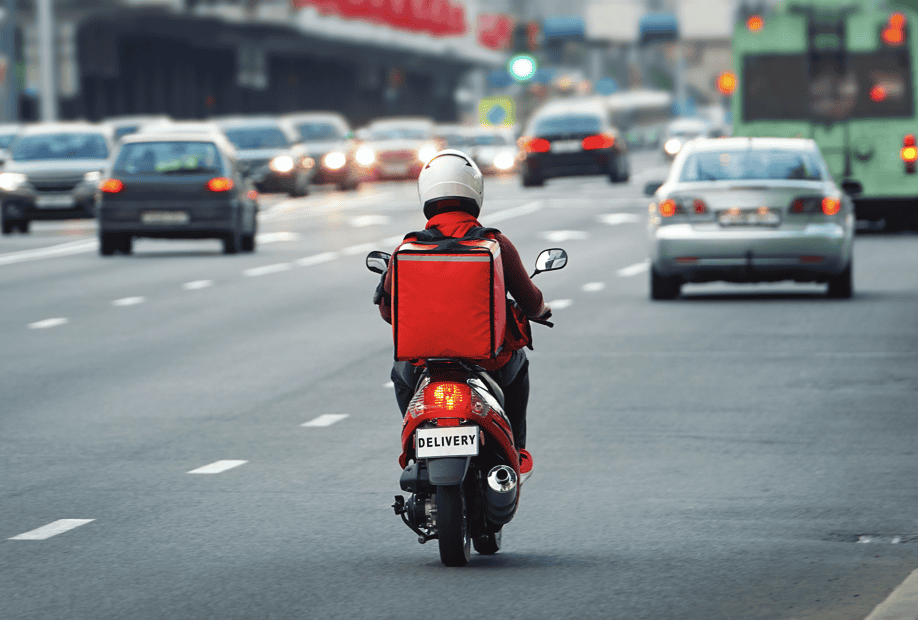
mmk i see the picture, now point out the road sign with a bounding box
[478,96,515,127]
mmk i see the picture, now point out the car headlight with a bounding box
[493,152,515,170]
[323,152,347,170]
[0,172,27,192]
[355,147,375,166]
[664,139,683,156]
[269,155,295,173]
[418,144,438,163]
[84,171,102,183]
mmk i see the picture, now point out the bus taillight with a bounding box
[901,134,917,173]
[882,13,908,46]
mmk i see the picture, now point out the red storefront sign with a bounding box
[291,0,467,36]
[477,13,512,50]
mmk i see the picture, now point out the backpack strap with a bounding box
[404,226,501,244]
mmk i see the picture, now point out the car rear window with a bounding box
[223,127,289,149]
[678,148,824,182]
[11,132,109,161]
[0,132,18,149]
[532,114,602,136]
[369,127,431,140]
[295,122,343,141]
[113,141,222,174]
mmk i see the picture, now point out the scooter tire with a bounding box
[436,485,471,566]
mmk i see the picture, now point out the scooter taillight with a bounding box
[405,381,490,418]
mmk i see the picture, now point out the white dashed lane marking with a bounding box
[302,414,350,427]
[256,232,300,244]
[582,282,606,292]
[539,230,589,243]
[617,260,650,277]
[598,213,641,225]
[243,263,292,277]
[295,252,337,267]
[112,296,145,307]
[28,318,69,329]
[547,299,573,310]
[183,280,214,290]
[9,519,94,540]
[187,460,248,474]
[349,215,391,227]
[384,381,394,389]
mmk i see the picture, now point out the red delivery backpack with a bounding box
[392,227,506,361]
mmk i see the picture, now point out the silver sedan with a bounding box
[645,137,854,300]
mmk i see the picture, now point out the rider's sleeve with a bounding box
[496,234,548,318]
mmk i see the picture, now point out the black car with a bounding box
[96,133,258,255]
[283,112,361,191]
[518,98,629,187]
[0,122,114,234]
[217,117,315,197]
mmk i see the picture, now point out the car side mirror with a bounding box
[644,182,663,196]
[533,248,567,276]
[366,251,390,274]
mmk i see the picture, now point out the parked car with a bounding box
[95,131,258,255]
[355,117,441,181]
[518,98,629,187]
[283,111,360,191]
[217,117,315,196]
[0,122,114,234]
[645,137,854,300]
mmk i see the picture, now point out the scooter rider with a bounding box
[374,149,551,481]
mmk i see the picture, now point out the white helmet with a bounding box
[418,149,484,219]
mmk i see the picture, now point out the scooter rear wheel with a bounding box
[436,485,471,566]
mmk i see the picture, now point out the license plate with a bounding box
[416,426,479,458]
[718,208,780,226]
[142,211,189,225]
[551,140,581,153]
[35,195,74,208]
[382,164,409,175]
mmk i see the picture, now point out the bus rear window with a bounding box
[743,51,914,121]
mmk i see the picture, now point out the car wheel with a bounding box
[650,267,681,300]
[223,230,241,254]
[99,233,117,256]
[826,262,853,298]
[119,235,133,255]
[241,233,256,253]
[1,219,14,235]
[522,173,544,188]
[17,220,30,234]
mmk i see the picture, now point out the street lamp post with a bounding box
[1,0,16,121]
[36,0,55,121]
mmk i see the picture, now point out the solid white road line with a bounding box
[582,282,606,292]
[864,568,918,620]
[598,213,642,225]
[183,280,214,290]
[187,460,248,474]
[0,239,98,267]
[302,414,350,427]
[617,260,650,277]
[28,318,69,329]
[111,296,145,307]
[547,299,573,310]
[243,263,292,277]
[9,519,94,540]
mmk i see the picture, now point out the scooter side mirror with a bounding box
[366,251,390,274]
[533,248,567,276]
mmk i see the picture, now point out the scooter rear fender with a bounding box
[427,457,470,485]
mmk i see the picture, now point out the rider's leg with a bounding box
[391,361,423,416]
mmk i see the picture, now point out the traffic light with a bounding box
[508,54,537,82]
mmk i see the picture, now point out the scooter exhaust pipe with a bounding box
[484,465,518,524]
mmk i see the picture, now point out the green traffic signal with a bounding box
[508,54,537,82]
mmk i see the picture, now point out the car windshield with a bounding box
[468,134,509,146]
[114,126,141,140]
[533,114,602,136]
[113,141,222,174]
[369,127,430,140]
[0,132,18,149]
[295,122,343,141]
[438,133,467,148]
[11,132,109,161]
[223,126,289,149]
[678,149,824,182]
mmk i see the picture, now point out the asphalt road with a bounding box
[2,151,917,620]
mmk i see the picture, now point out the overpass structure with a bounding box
[2,0,505,124]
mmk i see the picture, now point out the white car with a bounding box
[645,137,854,299]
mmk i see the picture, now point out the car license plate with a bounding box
[416,426,479,458]
[382,164,408,175]
[142,211,189,225]
[718,208,780,226]
[551,140,581,153]
[35,195,74,208]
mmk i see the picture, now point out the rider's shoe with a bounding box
[519,449,533,484]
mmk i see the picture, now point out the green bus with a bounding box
[730,0,918,229]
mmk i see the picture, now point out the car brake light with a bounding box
[100,179,124,193]
[692,199,707,215]
[424,382,471,413]
[659,199,679,217]
[207,177,234,192]
[581,133,615,150]
[821,197,841,216]
[521,137,551,153]
[902,135,917,173]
